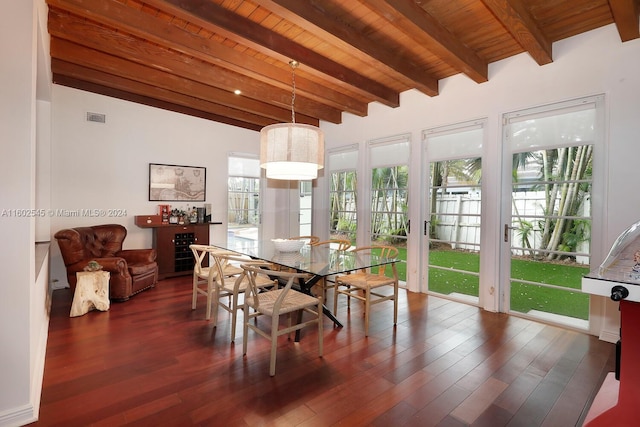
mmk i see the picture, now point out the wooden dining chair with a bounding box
[241,264,323,376]
[211,253,276,342]
[333,245,399,337]
[190,244,245,321]
[310,239,352,302]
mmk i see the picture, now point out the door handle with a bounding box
[504,224,514,242]
[424,220,431,236]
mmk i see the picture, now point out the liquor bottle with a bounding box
[190,206,198,224]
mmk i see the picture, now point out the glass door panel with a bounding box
[370,165,408,282]
[428,158,481,302]
[368,136,410,283]
[507,146,591,328]
[328,147,358,243]
[423,120,484,304]
[329,170,357,242]
[501,96,604,330]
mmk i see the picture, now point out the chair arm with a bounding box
[117,249,157,264]
[66,257,129,276]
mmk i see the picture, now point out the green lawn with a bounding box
[510,258,589,320]
[396,247,407,280]
[375,246,588,321]
[428,249,590,320]
[429,250,480,297]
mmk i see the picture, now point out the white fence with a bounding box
[433,194,481,251]
[433,192,590,264]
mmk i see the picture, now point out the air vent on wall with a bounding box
[86,112,106,123]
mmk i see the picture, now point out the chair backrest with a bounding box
[289,235,320,245]
[189,245,236,277]
[210,252,259,285]
[351,245,399,277]
[241,264,310,311]
[312,239,351,251]
[190,244,215,277]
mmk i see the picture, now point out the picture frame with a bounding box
[149,163,206,202]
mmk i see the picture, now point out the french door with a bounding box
[423,120,485,304]
[367,135,410,283]
[500,95,604,329]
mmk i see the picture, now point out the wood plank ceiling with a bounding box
[47,0,640,132]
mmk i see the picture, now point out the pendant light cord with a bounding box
[290,60,299,124]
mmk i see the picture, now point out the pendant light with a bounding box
[260,60,324,180]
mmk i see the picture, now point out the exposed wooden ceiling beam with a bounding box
[608,0,640,41]
[146,0,400,108]
[49,37,321,127]
[48,0,369,117]
[260,0,439,96]
[363,0,488,84]
[481,0,553,65]
[43,0,625,131]
[51,59,276,129]
[48,8,334,124]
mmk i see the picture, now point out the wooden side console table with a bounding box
[135,217,216,280]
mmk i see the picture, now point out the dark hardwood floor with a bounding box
[30,276,615,426]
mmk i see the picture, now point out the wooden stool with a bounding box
[70,271,110,317]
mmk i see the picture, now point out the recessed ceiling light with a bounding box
[234,89,242,95]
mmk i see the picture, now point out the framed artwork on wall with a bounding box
[149,163,206,201]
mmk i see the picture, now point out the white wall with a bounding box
[0,1,46,425]
[48,86,261,285]
[319,24,640,341]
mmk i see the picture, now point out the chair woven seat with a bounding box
[219,272,273,294]
[220,264,244,277]
[334,245,399,337]
[334,271,395,289]
[242,264,323,376]
[196,263,243,281]
[246,288,320,316]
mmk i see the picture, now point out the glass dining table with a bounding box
[209,239,399,330]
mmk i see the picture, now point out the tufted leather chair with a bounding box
[54,224,158,301]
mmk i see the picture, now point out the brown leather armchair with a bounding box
[54,224,158,301]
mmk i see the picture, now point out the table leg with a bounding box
[294,275,342,342]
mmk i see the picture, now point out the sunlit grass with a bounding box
[428,249,589,319]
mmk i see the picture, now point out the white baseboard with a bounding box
[0,404,36,427]
[599,329,620,344]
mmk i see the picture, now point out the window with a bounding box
[227,154,261,243]
[299,181,313,236]
[328,146,358,242]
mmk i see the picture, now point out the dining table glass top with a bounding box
[210,238,397,277]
